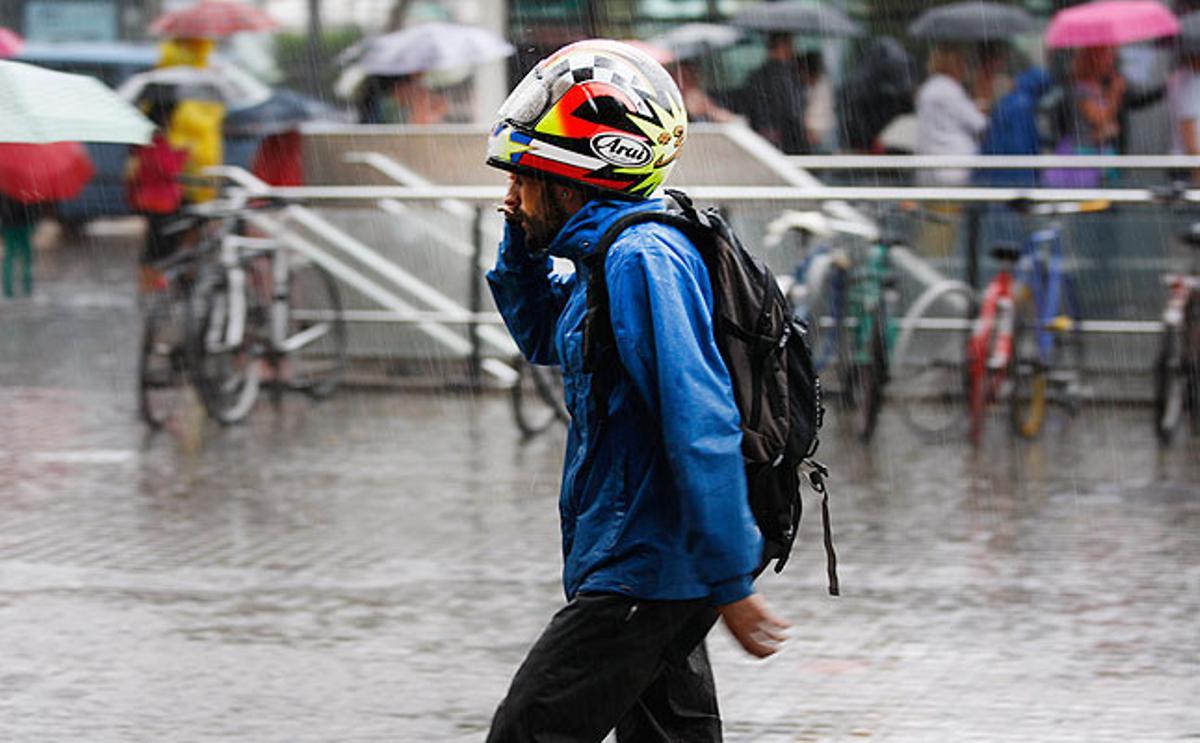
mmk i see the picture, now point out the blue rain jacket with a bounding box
[487,197,762,606]
[976,67,1055,186]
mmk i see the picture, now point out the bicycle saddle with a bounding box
[989,242,1022,263]
[1181,223,1200,250]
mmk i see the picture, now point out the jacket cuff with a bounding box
[497,222,542,270]
[709,574,754,606]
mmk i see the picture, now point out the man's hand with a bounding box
[718,593,790,658]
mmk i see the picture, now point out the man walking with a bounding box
[484,40,789,742]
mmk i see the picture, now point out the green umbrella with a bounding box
[0,60,155,144]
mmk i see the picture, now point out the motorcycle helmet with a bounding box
[486,39,688,199]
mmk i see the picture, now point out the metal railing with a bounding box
[204,164,1196,356]
[789,154,1200,170]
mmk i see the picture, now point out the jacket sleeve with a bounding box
[605,226,761,606]
[485,222,575,365]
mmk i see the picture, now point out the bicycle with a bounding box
[185,191,347,424]
[510,357,569,438]
[769,204,949,442]
[1153,222,1200,444]
[766,210,853,376]
[137,232,207,430]
[965,199,1103,446]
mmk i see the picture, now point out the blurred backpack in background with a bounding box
[836,37,917,152]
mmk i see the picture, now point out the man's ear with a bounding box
[557,185,587,213]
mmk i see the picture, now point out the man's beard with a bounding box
[520,187,574,255]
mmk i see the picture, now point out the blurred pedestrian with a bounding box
[740,32,809,153]
[126,86,187,287]
[972,42,1011,113]
[1044,46,1125,187]
[0,196,39,299]
[835,36,917,153]
[484,40,788,741]
[915,46,987,186]
[976,67,1054,186]
[675,59,738,123]
[356,75,390,124]
[799,50,835,151]
[1169,46,1200,182]
[390,74,449,124]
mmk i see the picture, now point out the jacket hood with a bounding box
[1015,67,1053,98]
[546,197,664,261]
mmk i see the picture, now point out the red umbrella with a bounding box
[0,142,95,204]
[0,27,23,58]
[150,0,278,38]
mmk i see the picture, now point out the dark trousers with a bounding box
[487,594,722,743]
[142,212,180,265]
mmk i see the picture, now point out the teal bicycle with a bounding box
[835,208,914,442]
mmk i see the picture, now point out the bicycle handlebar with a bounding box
[1006,197,1112,216]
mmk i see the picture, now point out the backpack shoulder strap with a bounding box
[581,200,708,418]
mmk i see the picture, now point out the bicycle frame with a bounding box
[1016,227,1073,364]
[970,269,1016,382]
[845,241,900,365]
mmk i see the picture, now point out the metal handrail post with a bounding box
[470,205,484,387]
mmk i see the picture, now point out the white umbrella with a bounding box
[356,22,514,77]
[117,63,271,112]
[0,60,154,144]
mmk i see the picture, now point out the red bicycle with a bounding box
[966,243,1026,446]
[966,200,1102,446]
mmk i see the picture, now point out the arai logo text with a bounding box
[590,133,653,167]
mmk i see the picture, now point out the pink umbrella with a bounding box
[150,0,277,38]
[0,28,23,58]
[1045,0,1179,48]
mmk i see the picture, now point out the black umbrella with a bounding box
[908,2,1037,42]
[732,1,862,37]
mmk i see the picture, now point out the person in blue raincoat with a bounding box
[975,67,1054,187]
[482,40,788,742]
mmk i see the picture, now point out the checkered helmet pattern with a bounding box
[486,39,687,198]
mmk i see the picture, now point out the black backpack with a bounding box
[582,190,839,595]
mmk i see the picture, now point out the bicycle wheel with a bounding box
[284,262,347,399]
[1009,294,1047,439]
[511,360,568,438]
[187,268,263,425]
[891,280,974,440]
[839,304,886,442]
[138,290,191,429]
[1153,327,1185,444]
[1045,278,1086,413]
[1187,299,1200,436]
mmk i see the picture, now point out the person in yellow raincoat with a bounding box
[159,38,225,203]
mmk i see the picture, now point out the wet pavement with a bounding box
[1,223,1198,742]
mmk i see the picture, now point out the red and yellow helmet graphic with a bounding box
[486,39,687,198]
